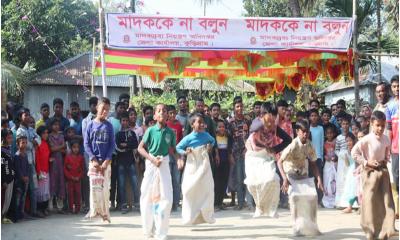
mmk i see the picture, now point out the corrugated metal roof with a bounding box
[29,52,255,92]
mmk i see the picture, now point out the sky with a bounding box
[137,0,245,17]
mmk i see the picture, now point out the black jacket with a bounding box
[1,146,15,184]
[116,129,138,166]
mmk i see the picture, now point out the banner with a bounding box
[106,14,353,52]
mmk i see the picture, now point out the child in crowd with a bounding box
[341,133,359,213]
[144,116,156,133]
[322,124,337,208]
[35,126,51,216]
[351,121,361,138]
[284,110,294,138]
[357,128,368,141]
[335,114,351,208]
[116,111,139,214]
[166,105,183,211]
[1,113,8,134]
[177,113,218,225]
[214,119,233,210]
[84,97,115,223]
[277,100,293,138]
[14,136,29,221]
[227,98,252,210]
[48,118,66,213]
[16,108,42,218]
[351,111,397,239]
[308,109,324,204]
[29,116,35,129]
[35,103,50,129]
[128,108,145,191]
[278,120,323,236]
[64,140,84,214]
[138,104,176,240]
[321,109,332,129]
[1,129,15,223]
[356,116,369,131]
[128,108,141,140]
[64,127,77,154]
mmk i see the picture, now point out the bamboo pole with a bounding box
[377,0,382,82]
[98,0,107,97]
[353,0,361,116]
[91,37,96,96]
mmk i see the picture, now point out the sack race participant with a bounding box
[278,120,323,237]
[176,113,218,225]
[244,137,279,218]
[83,97,114,223]
[244,102,291,218]
[351,111,397,240]
[138,104,176,240]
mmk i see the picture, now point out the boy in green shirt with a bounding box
[138,104,176,240]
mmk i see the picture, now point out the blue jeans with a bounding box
[169,154,181,207]
[28,164,37,214]
[15,181,28,220]
[118,164,140,207]
[235,158,254,207]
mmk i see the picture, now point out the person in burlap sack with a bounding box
[83,97,115,223]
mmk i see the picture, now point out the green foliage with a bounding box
[1,0,98,72]
[243,0,325,17]
[243,0,291,17]
[1,62,29,97]
[325,0,376,33]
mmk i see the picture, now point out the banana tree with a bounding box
[1,61,34,108]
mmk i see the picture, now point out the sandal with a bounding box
[2,218,13,224]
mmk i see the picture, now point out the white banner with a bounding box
[106,14,353,52]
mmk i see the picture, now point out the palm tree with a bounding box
[325,0,398,71]
[1,62,30,108]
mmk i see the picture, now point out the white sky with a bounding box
[137,0,245,17]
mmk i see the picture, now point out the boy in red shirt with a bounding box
[166,105,182,211]
[64,140,84,213]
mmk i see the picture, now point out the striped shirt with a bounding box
[335,134,348,155]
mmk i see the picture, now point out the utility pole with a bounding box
[377,0,382,82]
[91,37,96,96]
[200,1,207,97]
[98,0,107,97]
[130,0,143,96]
[352,0,360,115]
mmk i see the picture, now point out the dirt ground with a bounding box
[2,207,399,240]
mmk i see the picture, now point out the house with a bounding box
[24,52,255,119]
[319,57,399,108]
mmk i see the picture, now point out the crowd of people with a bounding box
[1,75,398,240]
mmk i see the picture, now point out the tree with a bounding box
[1,0,98,72]
[243,0,291,17]
[1,61,33,105]
[325,0,398,71]
[243,0,325,17]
